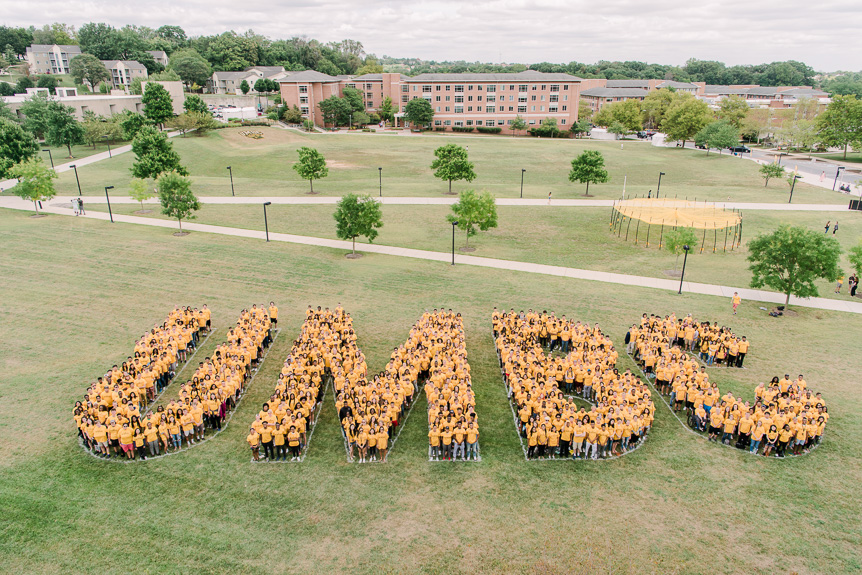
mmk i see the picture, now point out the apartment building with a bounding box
[102,60,148,89]
[579,79,700,112]
[208,66,289,94]
[279,70,584,131]
[696,84,830,108]
[25,44,82,74]
[147,50,169,67]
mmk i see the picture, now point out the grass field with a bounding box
[85,201,862,304]
[1,206,861,575]
[37,127,849,204]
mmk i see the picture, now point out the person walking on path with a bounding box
[732,292,741,315]
[77,197,85,215]
[548,191,552,205]
[820,171,826,182]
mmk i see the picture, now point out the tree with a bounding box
[592,105,614,128]
[609,99,643,133]
[283,105,302,124]
[0,82,14,97]
[661,93,712,148]
[35,75,58,94]
[142,83,174,128]
[747,224,842,307]
[568,150,610,196]
[352,111,370,126]
[333,193,383,255]
[848,241,862,277]
[19,93,51,139]
[131,125,188,179]
[129,177,154,211]
[403,98,434,128]
[641,88,676,129]
[69,53,110,90]
[378,96,394,123]
[570,120,591,138]
[78,22,122,60]
[9,158,57,213]
[16,76,34,93]
[663,227,698,271]
[431,143,476,194]
[759,162,786,187]
[240,79,250,95]
[157,171,200,232]
[167,48,211,88]
[183,94,209,115]
[318,95,352,126]
[447,189,498,249]
[292,146,328,194]
[816,95,862,159]
[717,95,749,129]
[694,120,739,155]
[342,86,364,113]
[510,115,526,137]
[0,118,39,178]
[170,111,216,136]
[45,101,84,157]
[120,111,152,140]
[578,100,593,123]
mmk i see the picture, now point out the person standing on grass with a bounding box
[732,292,741,315]
[287,425,301,461]
[835,275,844,294]
[246,427,260,461]
[849,274,858,297]
[736,337,749,368]
[825,221,831,234]
[833,221,839,235]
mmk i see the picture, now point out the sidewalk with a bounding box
[42,195,854,211]
[4,195,861,315]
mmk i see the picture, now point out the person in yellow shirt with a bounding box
[259,422,274,461]
[732,292,741,315]
[440,426,453,461]
[118,423,135,460]
[428,426,441,461]
[272,423,286,461]
[526,424,538,459]
[133,428,147,461]
[376,427,389,462]
[287,426,301,461]
[465,422,479,461]
[750,422,765,455]
[356,428,369,463]
[246,427,261,461]
[736,337,749,368]
[144,422,160,456]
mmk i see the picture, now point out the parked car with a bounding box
[729,145,751,153]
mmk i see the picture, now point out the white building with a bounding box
[25,44,82,74]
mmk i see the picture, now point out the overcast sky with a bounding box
[4,0,861,71]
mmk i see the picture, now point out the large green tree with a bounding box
[568,150,610,196]
[9,157,57,213]
[378,96,394,123]
[403,97,434,127]
[167,48,211,88]
[45,101,84,157]
[19,93,51,139]
[183,94,209,115]
[447,189,498,249]
[747,224,842,307]
[641,88,676,129]
[716,95,749,129]
[816,95,862,159]
[142,82,174,127]
[662,93,712,148]
[131,125,188,179]
[431,143,476,194]
[509,115,526,137]
[292,146,328,194]
[333,193,384,255]
[694,120,739,155]
[318,95,352,126]
[71,53,112,91]
[0,118,39,178]
[157,171,200,232]
[608,99,643,133]
[77,22,121,60]
[341,86,365,113]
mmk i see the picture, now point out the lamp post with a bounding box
[102,136,112,158]
[520,168,526,198]
[104,185,115,223]
[263,201,272,242]
[451,220,459,266]
[70,164,82,197]
[227,166,235,196]
[678,245,690,294]
[777,152,786,166]
[42,149,54,168]
[657,171,665,199]
[378,167,382,197]
[833,166,845,191]
[789,174,800,203]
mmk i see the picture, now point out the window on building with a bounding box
[531,95,537,101]
[402,85,408,92]
[509,85,515,90]
[561,119,566,125]
[300,97,308,104]
[541,84,547,90]
[476,120,483,126]
[487,85,496,92]
[446,85,451,91]
[476,85,483,91]
[466,120,473,126]
[434,120,442,126]
[436,85,441,91]
[486,95,496,102]
[348,83,356,88]
[454,120,463,127]
[366,93,373,99]
[436,95,441,102]
[445,120,452,126]
[507,119,513,125]
[436,106,441,112]
[549,105,557,112]
[445,106,450,111]
[518,96,527,103]
[402,95,409,102]
[455,95,463,103]
[301,106,309,115]
[485,106,495,113]
[299,86,308,93]
[529,119,537,124]
[549,95,558,102]
[563,84,569,90]
[468,85,474,91]
[455,85,464,92]
[518,84,527,92]
[455,106,464,113]
[518,105,527,113]
[477,95,482,101]
[531,84,537,90]
[422,85,431,93]
[508,106,514,111]
[563,95,568,101]
[540,105,545,111]
[468,106,473,112]
[562,105,567,111]
[550,85,560,92]
[468,95,473,102]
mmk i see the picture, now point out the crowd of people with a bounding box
[75,304,275,460]
[492,308,654,460]
[629,313,828,457]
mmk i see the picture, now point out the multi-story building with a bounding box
[696,84,830,108]
[279,70,584,131]
[208,66,289,94]
[101,60,148,89]
[147,50,169,68]
[25,44,82,74]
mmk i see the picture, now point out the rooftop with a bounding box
[278,70,342,83]
[580,87,649,98]
[408,70,582,82]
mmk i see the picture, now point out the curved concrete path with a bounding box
[3,196,861,315]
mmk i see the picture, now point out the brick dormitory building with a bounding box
[278,70,585,131]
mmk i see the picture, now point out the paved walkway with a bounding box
[41,195,854,211]
[4,195,861,315]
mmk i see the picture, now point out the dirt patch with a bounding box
[30,214,48,218]
[459,246,477,253]
[663,269,682,277]
[173,231,190,237]
[134,209,153,214]
[345,252,363,259]
[327,160,360,169]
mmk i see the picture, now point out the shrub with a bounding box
[477,126,502,134]
[453,126,475,133]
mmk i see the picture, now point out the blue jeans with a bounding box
[750,439,761,453]
[466,441,477,458]
[171,433,182,448]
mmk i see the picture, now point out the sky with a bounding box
[4,0,862,71]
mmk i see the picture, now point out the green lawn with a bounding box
[810,151,862,165]
[43,126,848,204]
[1,208,861,574]
[85,201,862,304]
[36,139,125,166]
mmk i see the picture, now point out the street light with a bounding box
[263,201,272,242]
[678,245,690,294]
[777,152,786,166]
[378,167,382,197]
[451,220,459,266]
[789,174,800,203]
[104,185,115,223]
[102,136,112,158]
[42,149,54,169]
[227,166,235,196]
[657,171,666,199]
[833,166,845,191]
[520,168,526,199]
[70,164,82,197]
